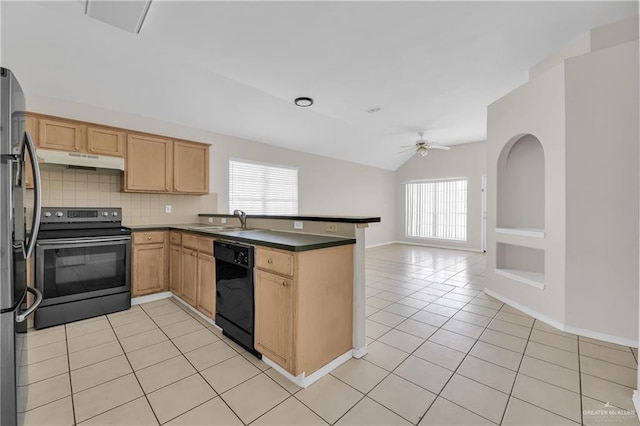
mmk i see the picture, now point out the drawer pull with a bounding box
[267,259,273,264]
[147,236,152,240]
[282,281,288,287]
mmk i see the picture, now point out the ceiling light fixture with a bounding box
[294,97,314,107]
[366,106,381,113]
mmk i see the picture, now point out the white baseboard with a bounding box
[171,294,218,328]
[390,240,484,253]
[131,292,172,306]
[352,345,368,358]
[262,350,352,388]
[365,241,396,249]
[484,288,639,348]
[633,390,640,421]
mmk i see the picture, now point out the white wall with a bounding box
[394,141,487,251]
[564,40,639,341]
[26,96,396,246]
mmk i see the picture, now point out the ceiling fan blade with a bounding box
[429,145,451,150]
[399,145,416,148]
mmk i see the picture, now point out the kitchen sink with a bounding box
[186,225,248,232]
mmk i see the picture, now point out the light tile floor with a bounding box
[17,243,640,425]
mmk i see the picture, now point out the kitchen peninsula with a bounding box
[130,214,380,387]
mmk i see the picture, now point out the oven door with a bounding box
[35,236,131,306]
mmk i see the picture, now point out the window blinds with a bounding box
[229,159,298,215]
[405,179,467,241]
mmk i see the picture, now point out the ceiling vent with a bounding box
[85,0,152,34]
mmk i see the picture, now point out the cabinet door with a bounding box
[181,248,198,306]
[196,253,215,319]
[169,244,182,295]
[125,134,172,192]
[173,141,209,194]
[133,243,166,297]
[24,116,38,189]
[38,118,84,152]
[87,127,125,157]
[255,270,293,371]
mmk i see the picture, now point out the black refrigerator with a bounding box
[0,67,43,425]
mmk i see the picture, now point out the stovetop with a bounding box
[37,207,130,239]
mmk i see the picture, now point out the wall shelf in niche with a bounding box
[495,268,544,289]
[496,242,545,289]
[495,228,545,238]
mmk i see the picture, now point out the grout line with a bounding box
[578,336,584,425]
[61,325,77,424]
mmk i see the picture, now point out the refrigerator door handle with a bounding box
[16,287,42,323]
[23,131,41,260]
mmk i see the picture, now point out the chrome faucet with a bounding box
[233,209,247,229]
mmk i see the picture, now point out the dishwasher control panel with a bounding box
[214,240,254,268]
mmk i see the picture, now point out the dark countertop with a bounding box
[198,213,380,224]
[128,224,356,252]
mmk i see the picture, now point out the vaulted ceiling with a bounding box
[2,1,636,170]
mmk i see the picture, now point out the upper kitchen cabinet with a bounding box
[125,135,210,194]
[24,115,37,189]
[38,117,83,152]
[173,140,209,194]
[87,126,125,157]
[125,134,173,193]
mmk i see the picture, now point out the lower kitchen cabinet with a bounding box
[255,270,293,370]
[132,232,167,297]
[254,244,353,377]
[181,247,198,306]
[169,244,181,295]
[196,252,215,318]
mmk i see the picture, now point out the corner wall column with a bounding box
[352,224,367,357]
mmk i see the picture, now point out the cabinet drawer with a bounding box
[169,232,182,245]
[182,233,198,250]
[133,231,165,245]
[257,247,294,276]
[197,237,215,255]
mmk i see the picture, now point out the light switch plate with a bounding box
[221,218,227,224]
[165,205,172,214]
[294,221,303,230]
[208,217,213,223]
[326,224,338,233]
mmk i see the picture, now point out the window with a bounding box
[229,159,298,215]
[405,179,467,241]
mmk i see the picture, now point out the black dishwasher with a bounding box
[214,240,261,358]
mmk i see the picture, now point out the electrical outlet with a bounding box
[294,221,303,230]
[326,224,338,233]
[221,218,227,224]
[165,205,172,214]
[208,217,213,223]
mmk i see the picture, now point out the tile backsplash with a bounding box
[26,165,217,226]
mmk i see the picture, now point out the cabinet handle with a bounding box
[267,259,273,264]
[147,236,152,240]
[75,146,79,151]
[282,281,288,287]
[90,148,95,152]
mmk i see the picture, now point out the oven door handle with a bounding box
[37,236,132,246]
[16,287,43,323]
[23,131,42,260]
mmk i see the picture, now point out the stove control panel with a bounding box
[40,207,123,224]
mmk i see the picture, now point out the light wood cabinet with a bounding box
[169,244,182,295]
[255,270,293,370]
[38,118,83,152]
[173,140,209,194]
[87,126,125,157]
[132,231,167,297]
[196,252,216,318]
[24,115,38,189]
[254,244,354,376]
[125,134,172,192]
[181,247,198,306]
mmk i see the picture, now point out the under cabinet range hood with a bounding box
[37,149,125,171]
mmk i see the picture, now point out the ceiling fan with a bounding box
[399,132,451,157]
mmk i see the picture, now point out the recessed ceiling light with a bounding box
[366,106,381,113]
[294,97,314,107]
